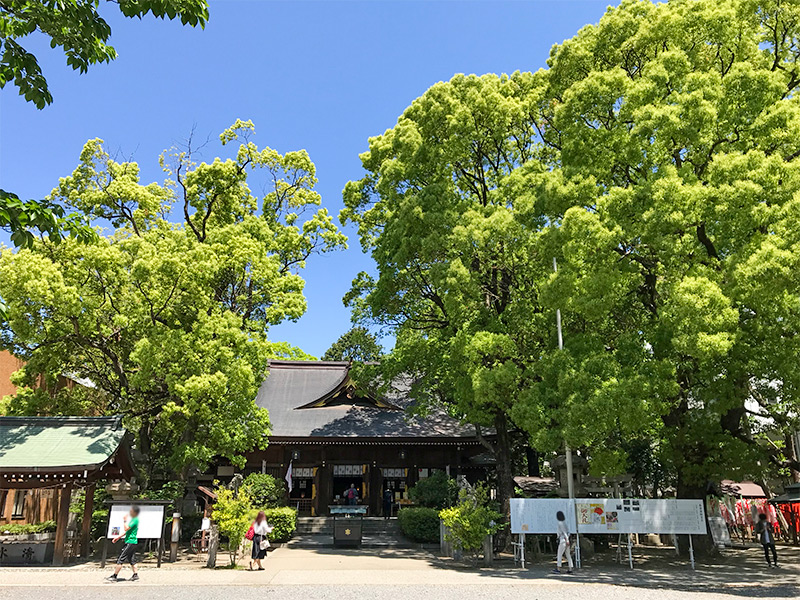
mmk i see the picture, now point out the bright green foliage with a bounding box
[439,484,502,559]
[0,0,199,261]
[510,0,800,494]
[0,189,96,249]
[408,471,458,510]
[0,0,208,109]
[137,480,185,502]
[0,121,346,479]
[212,486,252,566]
[321,326,383,362]
[346,0,800,499]
[241,473,287,509]
[261,506,297,542]
[1,377,106,417]
[397,507,440,543]
[342,73,551,517]
[0,521,57,535]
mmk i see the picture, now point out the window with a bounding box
[12,490,26,519]
[0,490,7,519]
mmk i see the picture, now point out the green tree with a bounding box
[342,73,551,522]
[241,473,287,509]
[1,0,208,108]
[212,485,252,566]
[322,326,383,362]
[408,471,458,510]
[439,483,502,561]
[0,120,346,480]
[512,0,800,496]
[0,0,208,256]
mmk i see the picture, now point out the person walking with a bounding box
[755,513,779,568]
[383,488,393,519]
[105,506,140,582]
[248,511,272,571]
[553,510,573,574]
[345,483,359,506]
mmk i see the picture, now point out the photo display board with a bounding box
[511,498,706,535]
[510,498,577,534]
[106,504,166,539]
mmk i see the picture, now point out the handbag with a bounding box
[245,525,255,541]
[259,538,270,550]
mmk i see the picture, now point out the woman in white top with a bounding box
[249,511,271,571]
[553,510,573,574]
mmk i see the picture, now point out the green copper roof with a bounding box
[0,416,126,470]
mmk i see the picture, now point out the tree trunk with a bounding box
[676,473,713,555]
[526,447,540,477]
[494,411,514,547]
[206,524,219,568]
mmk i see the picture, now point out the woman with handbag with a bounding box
[248,511,272,571]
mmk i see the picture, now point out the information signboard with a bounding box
[510,498,576,534]
[106,504,166,539]
[510,498,706,535]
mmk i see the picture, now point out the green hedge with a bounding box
[0,520,57,535]
[398,507,440,543]
[248,507,297,542]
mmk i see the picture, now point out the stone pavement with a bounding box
[0,544,797,597]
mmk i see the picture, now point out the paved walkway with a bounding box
[0,544,797,597]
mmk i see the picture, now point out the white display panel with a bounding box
[510,498,577,534]
[511,498,706,535]
[106,504,166,539]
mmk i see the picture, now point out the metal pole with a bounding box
[554,257,575,500]
[628,533,634,569]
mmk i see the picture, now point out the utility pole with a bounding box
[554,257,575,499]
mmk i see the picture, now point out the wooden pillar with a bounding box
[81,483,95,558]
[369,463,381,516]
[52,482,73,566]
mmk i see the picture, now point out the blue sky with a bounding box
[0,0,610,358]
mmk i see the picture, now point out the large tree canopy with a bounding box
[345,0,800,508]
[322,326,383,362]
[0,0,208,259]
[0,120,346,480]
[342,73,553,518]
[516,0,800,495]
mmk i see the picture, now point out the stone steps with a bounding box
[291,517,412,548]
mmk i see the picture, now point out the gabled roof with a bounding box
[255,360,476,441]
[720,480,766,498]
[0,416,133,473]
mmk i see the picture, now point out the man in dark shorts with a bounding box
[106,505,140,582]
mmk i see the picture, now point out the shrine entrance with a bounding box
[333,464,365,505]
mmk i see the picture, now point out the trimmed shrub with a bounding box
[242,473,287,508]
[0,521,57,535]
[398,507,440,543]
[408,471,458,509]
[263,506,297,542]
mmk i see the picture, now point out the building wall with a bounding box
[0,488,60,525]
[236,441,484,516]
[0,349,25,399]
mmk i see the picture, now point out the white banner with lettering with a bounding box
[510,498,706,535]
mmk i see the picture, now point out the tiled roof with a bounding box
[0,416,127,470]
[255,360,475,440]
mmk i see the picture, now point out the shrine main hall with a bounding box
[222,360,486,516]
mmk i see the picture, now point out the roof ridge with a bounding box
[268,360,351,368]
[0,415,123,428]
